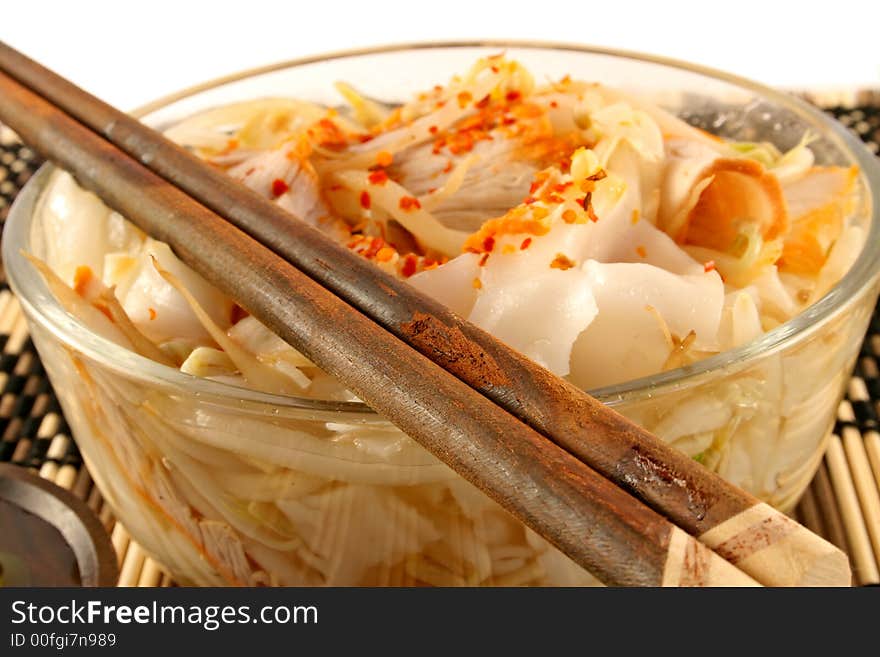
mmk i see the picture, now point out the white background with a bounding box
[3,0,879,110]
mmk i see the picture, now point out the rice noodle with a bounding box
[27,55,872,587]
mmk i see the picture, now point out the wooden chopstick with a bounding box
[842,426,880,572]
[826,434,879,584]
[0,66,763,587]
[0,42,850,587]
[811,462,852,557]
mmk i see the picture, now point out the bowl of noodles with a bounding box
[5,42,880,586]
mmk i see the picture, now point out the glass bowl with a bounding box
[5,42,880,586]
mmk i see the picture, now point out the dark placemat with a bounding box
[0,102,879,587]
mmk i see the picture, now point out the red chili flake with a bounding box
[505,90,522,102]
[399,196,421,211]
[426,187,437,194]
[401,254,418,278]
[428,125,439,135]
[447,132,475,155]
[368,169,389,185]
[316,118,347,147]
[552,182,573,193]
[478,253,490,267]
[442,160,453,173]
[365,237,384,258]
[546,194,565,204]
[636,245,647,258]
[475,95,491,109]
[502,116,517,126]
[523,196,537,205]
[329,184,344,191]
[483,236,496,252]
[271,178,289,197]
[703,260,716,273]
[550,101,559,108]
[360,190,371,210]
[586,169,608,182]
[491,66,500,73]
[529,181,542,195]
[457,91,473,108]
[376,151,393,167]
[358,134,374,143]
[148,307,157,321]
[550,254,576,271]
[520,237,532,250]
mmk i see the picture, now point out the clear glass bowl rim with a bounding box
[4,39,880,416]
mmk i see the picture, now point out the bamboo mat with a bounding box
[1,99,880,587]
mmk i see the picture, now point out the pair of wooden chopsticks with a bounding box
[0,42,850,586]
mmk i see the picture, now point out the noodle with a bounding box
[27,55,871,586]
